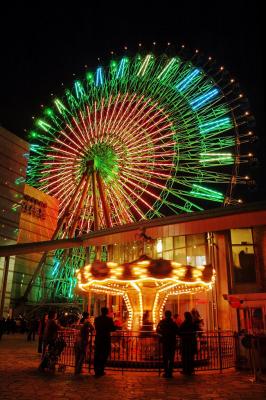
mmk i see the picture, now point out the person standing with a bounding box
[191,308,204,333]
[93,307,117,377]
[173,313,183,328]
[156,310,179,378]
[179,312,197,375]
[27,315,38,341]
[0,317,5,340]
[38,313,48,354]
[74,312,94,374]
[38,310,61,371]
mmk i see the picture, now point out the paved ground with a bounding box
[0,334,266,400]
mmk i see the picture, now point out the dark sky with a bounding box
[1,1,265,201]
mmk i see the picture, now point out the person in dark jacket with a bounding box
[38,310,62,371]
[191,308,204,333]
[0,317,5,339]
[93,307,117,377]
[179,312,197,375]
[37,313,48,354]
[27,315,38,341]
[156,310,179,378]
[75,312,94,374]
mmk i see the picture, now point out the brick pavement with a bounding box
[0,334,266,400]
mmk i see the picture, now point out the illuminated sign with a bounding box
[21,194,47,220]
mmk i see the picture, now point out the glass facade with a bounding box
[157,233,207,266]
[100,233,208,266]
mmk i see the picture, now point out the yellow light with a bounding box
[137,260,150,266]
[156,239,163,253]
[107,262,118,267]
[171,262,182,267]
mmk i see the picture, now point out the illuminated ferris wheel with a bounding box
[27,51,252,237]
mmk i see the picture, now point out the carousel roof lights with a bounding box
[76,256,215,329]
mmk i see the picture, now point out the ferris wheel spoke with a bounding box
[113,182,147,220]
[107,186,135,223]
[104,93,122,138]
[106,93,130,137]
[111,98,155,143]
[108,94,146,141]
[107,94,138,139]
[52,182,76,203]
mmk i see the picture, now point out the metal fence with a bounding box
[235,334,266,382]
[55,330,237,374]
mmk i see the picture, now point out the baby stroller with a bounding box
[39,337,66,372]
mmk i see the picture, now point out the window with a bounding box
[230,229,256,283]
[186,234,207,266]
[158,234,207,265]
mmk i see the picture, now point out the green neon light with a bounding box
[86,72,94,82]
[190,184,224,202]
[44,108,54,117]
[157,58,176,80]
[29,130,38,138]
[36,119,52,132]
[199,153,234,164]
[137,54,152,77]
[54,99,67,114]
[15,177,25,185]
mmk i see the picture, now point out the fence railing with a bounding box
[54,330,237,374]
[236,333,266,382]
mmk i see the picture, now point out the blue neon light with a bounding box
[190,88,219,110]
[176,68,200,92]
[96,67,104,86]
[52,260,60,277]
[199,117,232,134]
[116,58,126,79]
[30,144,41,152]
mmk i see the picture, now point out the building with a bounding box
[79,202,266,332]
[0,127,29,316]
[0,127,58,316]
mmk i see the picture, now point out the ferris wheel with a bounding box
[27,51,252,237]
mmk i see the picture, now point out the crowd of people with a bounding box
[0,311,79,341]
[0,315,30,338]
[37,307,120,377]
[1,306,204,379]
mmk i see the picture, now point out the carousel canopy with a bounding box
[76,255,215,285]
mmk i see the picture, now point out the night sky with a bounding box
[1,1,265,202]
